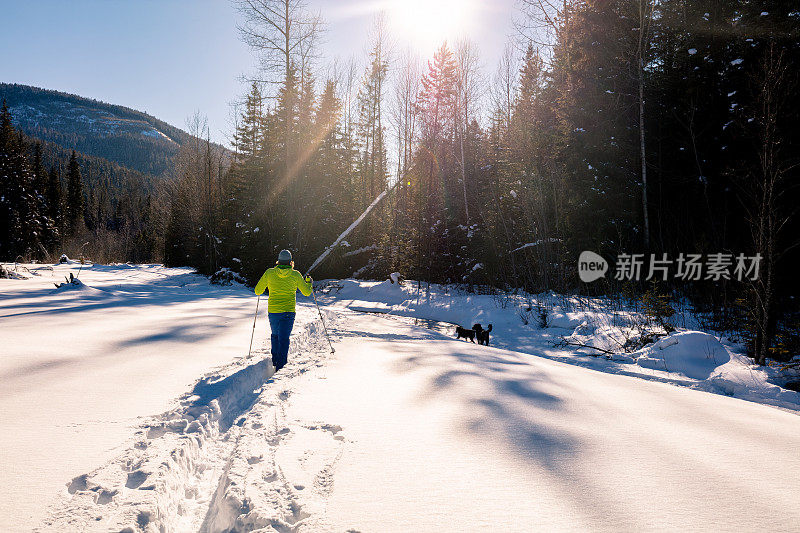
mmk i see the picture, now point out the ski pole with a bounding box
[309,281,335,354]
[248,295,260,357]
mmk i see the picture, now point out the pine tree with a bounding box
[354,36,390,262]
[273,66,300,217]
[507,44,561,290]
[0,100,43,259]
[414,42,459,282]
[45,165,63,232]
[31,143,47,203]
[546,1,645,260]
[0,100,20,258]
[30,142,58,252]
[310,79,347,256]
[64,150,85,234]
[233,82,264,161]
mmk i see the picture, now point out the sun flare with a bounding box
[387,0,477,54]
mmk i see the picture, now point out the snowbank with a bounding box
[634,331,730,379]
[0,264,31,279]
[548,306,583,329]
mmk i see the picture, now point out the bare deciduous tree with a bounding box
[236,0,323,87]
[636,0,654,249]
[236,0,324,200]
[455,38,485,222]
[491,44,519,137]
[745,43,798,365]
[390,48,420,183]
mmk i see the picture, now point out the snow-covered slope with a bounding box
[3,268,799,531]
[7,99,178,145]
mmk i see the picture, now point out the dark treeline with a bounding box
[0,101,165,263]
[21,125,179,178]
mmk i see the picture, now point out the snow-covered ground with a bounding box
[2,265,800,531]
[0,263,264,530]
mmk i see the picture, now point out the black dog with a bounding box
[455,325,476,342]
[473,323,493,346]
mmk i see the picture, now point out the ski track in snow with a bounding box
[3,266,800,531]
[38,306,341,532]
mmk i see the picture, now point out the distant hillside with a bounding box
[31,134,158,194]
[0,83,194,177]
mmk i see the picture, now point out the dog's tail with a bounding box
[487,324,493,332]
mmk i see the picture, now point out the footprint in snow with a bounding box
[125,470,149,489]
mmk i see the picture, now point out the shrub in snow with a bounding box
[0,265,25,279]
[54,273,84,289]
[59,254,69,263]
[210,268,246,286]
[641,283,676,333]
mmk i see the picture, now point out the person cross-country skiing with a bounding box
[254,249,313,372]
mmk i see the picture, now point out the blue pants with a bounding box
[268,312,295,371]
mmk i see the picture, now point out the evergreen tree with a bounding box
[508,44,561,290]
[0,100,42,258]
[353,35,390,268]
[356,38,390,210]
[64,150,85,234]
[233,82,264,161]
[414,42,459,282]
[30,142,58,251]
[45,165,63,232]
[309,79,349,259]
[0,99,16,257]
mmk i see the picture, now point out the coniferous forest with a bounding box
[2,0,798,364]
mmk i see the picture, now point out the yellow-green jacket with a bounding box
[255,265,313,313]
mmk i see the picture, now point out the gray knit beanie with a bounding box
[277,249,292,265]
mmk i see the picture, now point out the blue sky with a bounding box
[1,0,516,146]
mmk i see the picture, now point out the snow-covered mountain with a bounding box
[0,83,193,176]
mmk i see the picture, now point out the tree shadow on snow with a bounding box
[408,350,578,471]
[0,272,251,319]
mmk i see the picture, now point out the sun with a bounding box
[387,0,478,54]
